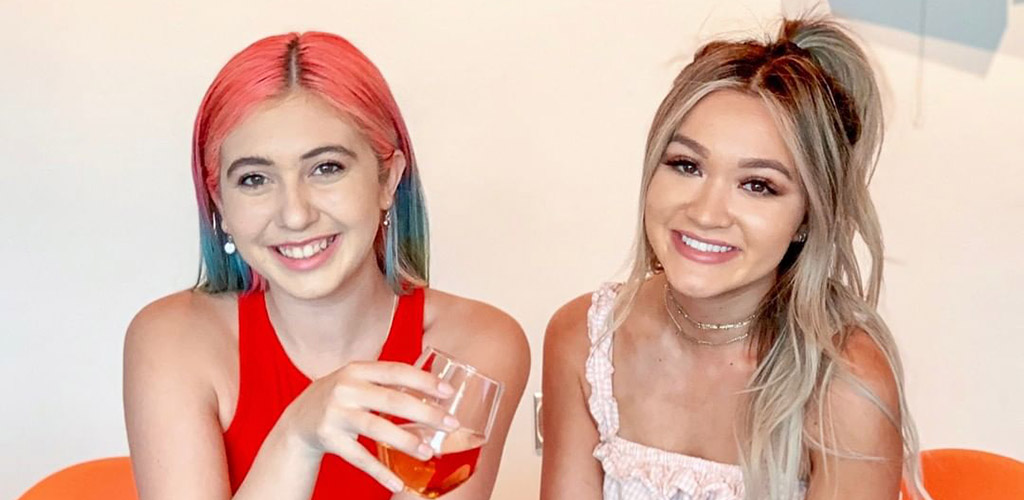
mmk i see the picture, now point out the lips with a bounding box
[678,233,736,253]
[273,235,337,260]
[671,230,740,264]
[270,234,341,271]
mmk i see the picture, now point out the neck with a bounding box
[264,257,396,356]
[664,271,776,346]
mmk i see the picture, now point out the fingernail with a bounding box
[438,382,455,396]
[387,478,404,492]
[418,443,433,459]
[443,415,460,430]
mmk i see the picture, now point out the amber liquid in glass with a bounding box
[377,425,486,498]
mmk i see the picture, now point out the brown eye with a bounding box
[741,179,777,196]
[312,162,345,176]
[238,173,268,188]
[666,158,701,176]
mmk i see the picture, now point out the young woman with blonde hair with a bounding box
[542,17,928,500]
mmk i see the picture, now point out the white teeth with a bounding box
[682,235,733,253]
[277,236,333,259]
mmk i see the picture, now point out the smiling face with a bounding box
[216,90,404,300]
[644,90,807,300]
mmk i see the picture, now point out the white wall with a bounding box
[2,1,1021,498]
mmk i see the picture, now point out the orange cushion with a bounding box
[903,448,1024,499]
[19,457,138,500]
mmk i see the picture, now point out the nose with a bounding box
[275,180,318,231]
[684,178,732,229]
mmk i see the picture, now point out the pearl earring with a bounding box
[224,235,236,255]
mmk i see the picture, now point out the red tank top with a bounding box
[223,288,425,498]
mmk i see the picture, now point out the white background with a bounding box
[2,1,1022,498]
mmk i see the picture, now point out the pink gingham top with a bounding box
[585,283,746,500]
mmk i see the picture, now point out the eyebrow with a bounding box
[301,144,357,161]
[668,133,709,157]
[224,156,272,177]
[669,133,793,181]
[224,144,357,177]
[739,158,793,181]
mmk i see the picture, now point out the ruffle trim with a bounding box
[595,436,745,499]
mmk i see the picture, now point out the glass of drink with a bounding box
[377,347,503,498]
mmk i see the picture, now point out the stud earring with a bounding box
[649,254,664,274]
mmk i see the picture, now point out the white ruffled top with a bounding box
[585,283,745,500]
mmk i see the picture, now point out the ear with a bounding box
[209,191,232,235]
[379,150,407,211]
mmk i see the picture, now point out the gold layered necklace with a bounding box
[663,284,754,346]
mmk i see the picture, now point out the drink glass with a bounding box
[377,347,503,498]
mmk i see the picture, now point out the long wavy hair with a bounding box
[612,17,928,499]
[191,32,429,294]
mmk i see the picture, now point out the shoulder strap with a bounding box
[584,283,622,439]
[377,287,425,365]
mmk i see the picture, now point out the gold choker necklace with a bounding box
[663,284,753,346]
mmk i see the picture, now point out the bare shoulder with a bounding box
[832,328,901,416]
[543,292,594,369]
[124,289,238,394]
[807,328,904,464]
[126,290,236,358]
[128,289,236,332]
[422,289,530,382]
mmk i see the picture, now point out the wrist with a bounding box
[269,407,321,463]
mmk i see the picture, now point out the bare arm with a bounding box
[540,294,604,500]
[124,296,235,499]
[805,331,904,500]
[406,294,531,500]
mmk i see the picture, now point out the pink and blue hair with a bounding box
[191,32,429,294]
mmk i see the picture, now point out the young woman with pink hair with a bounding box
[123,32,529,500]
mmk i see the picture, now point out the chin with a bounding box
[661,262,726,297]
[667,280,731,300]
[666,262,780,303]
[258,258,355,301]
[264,274,343,300]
